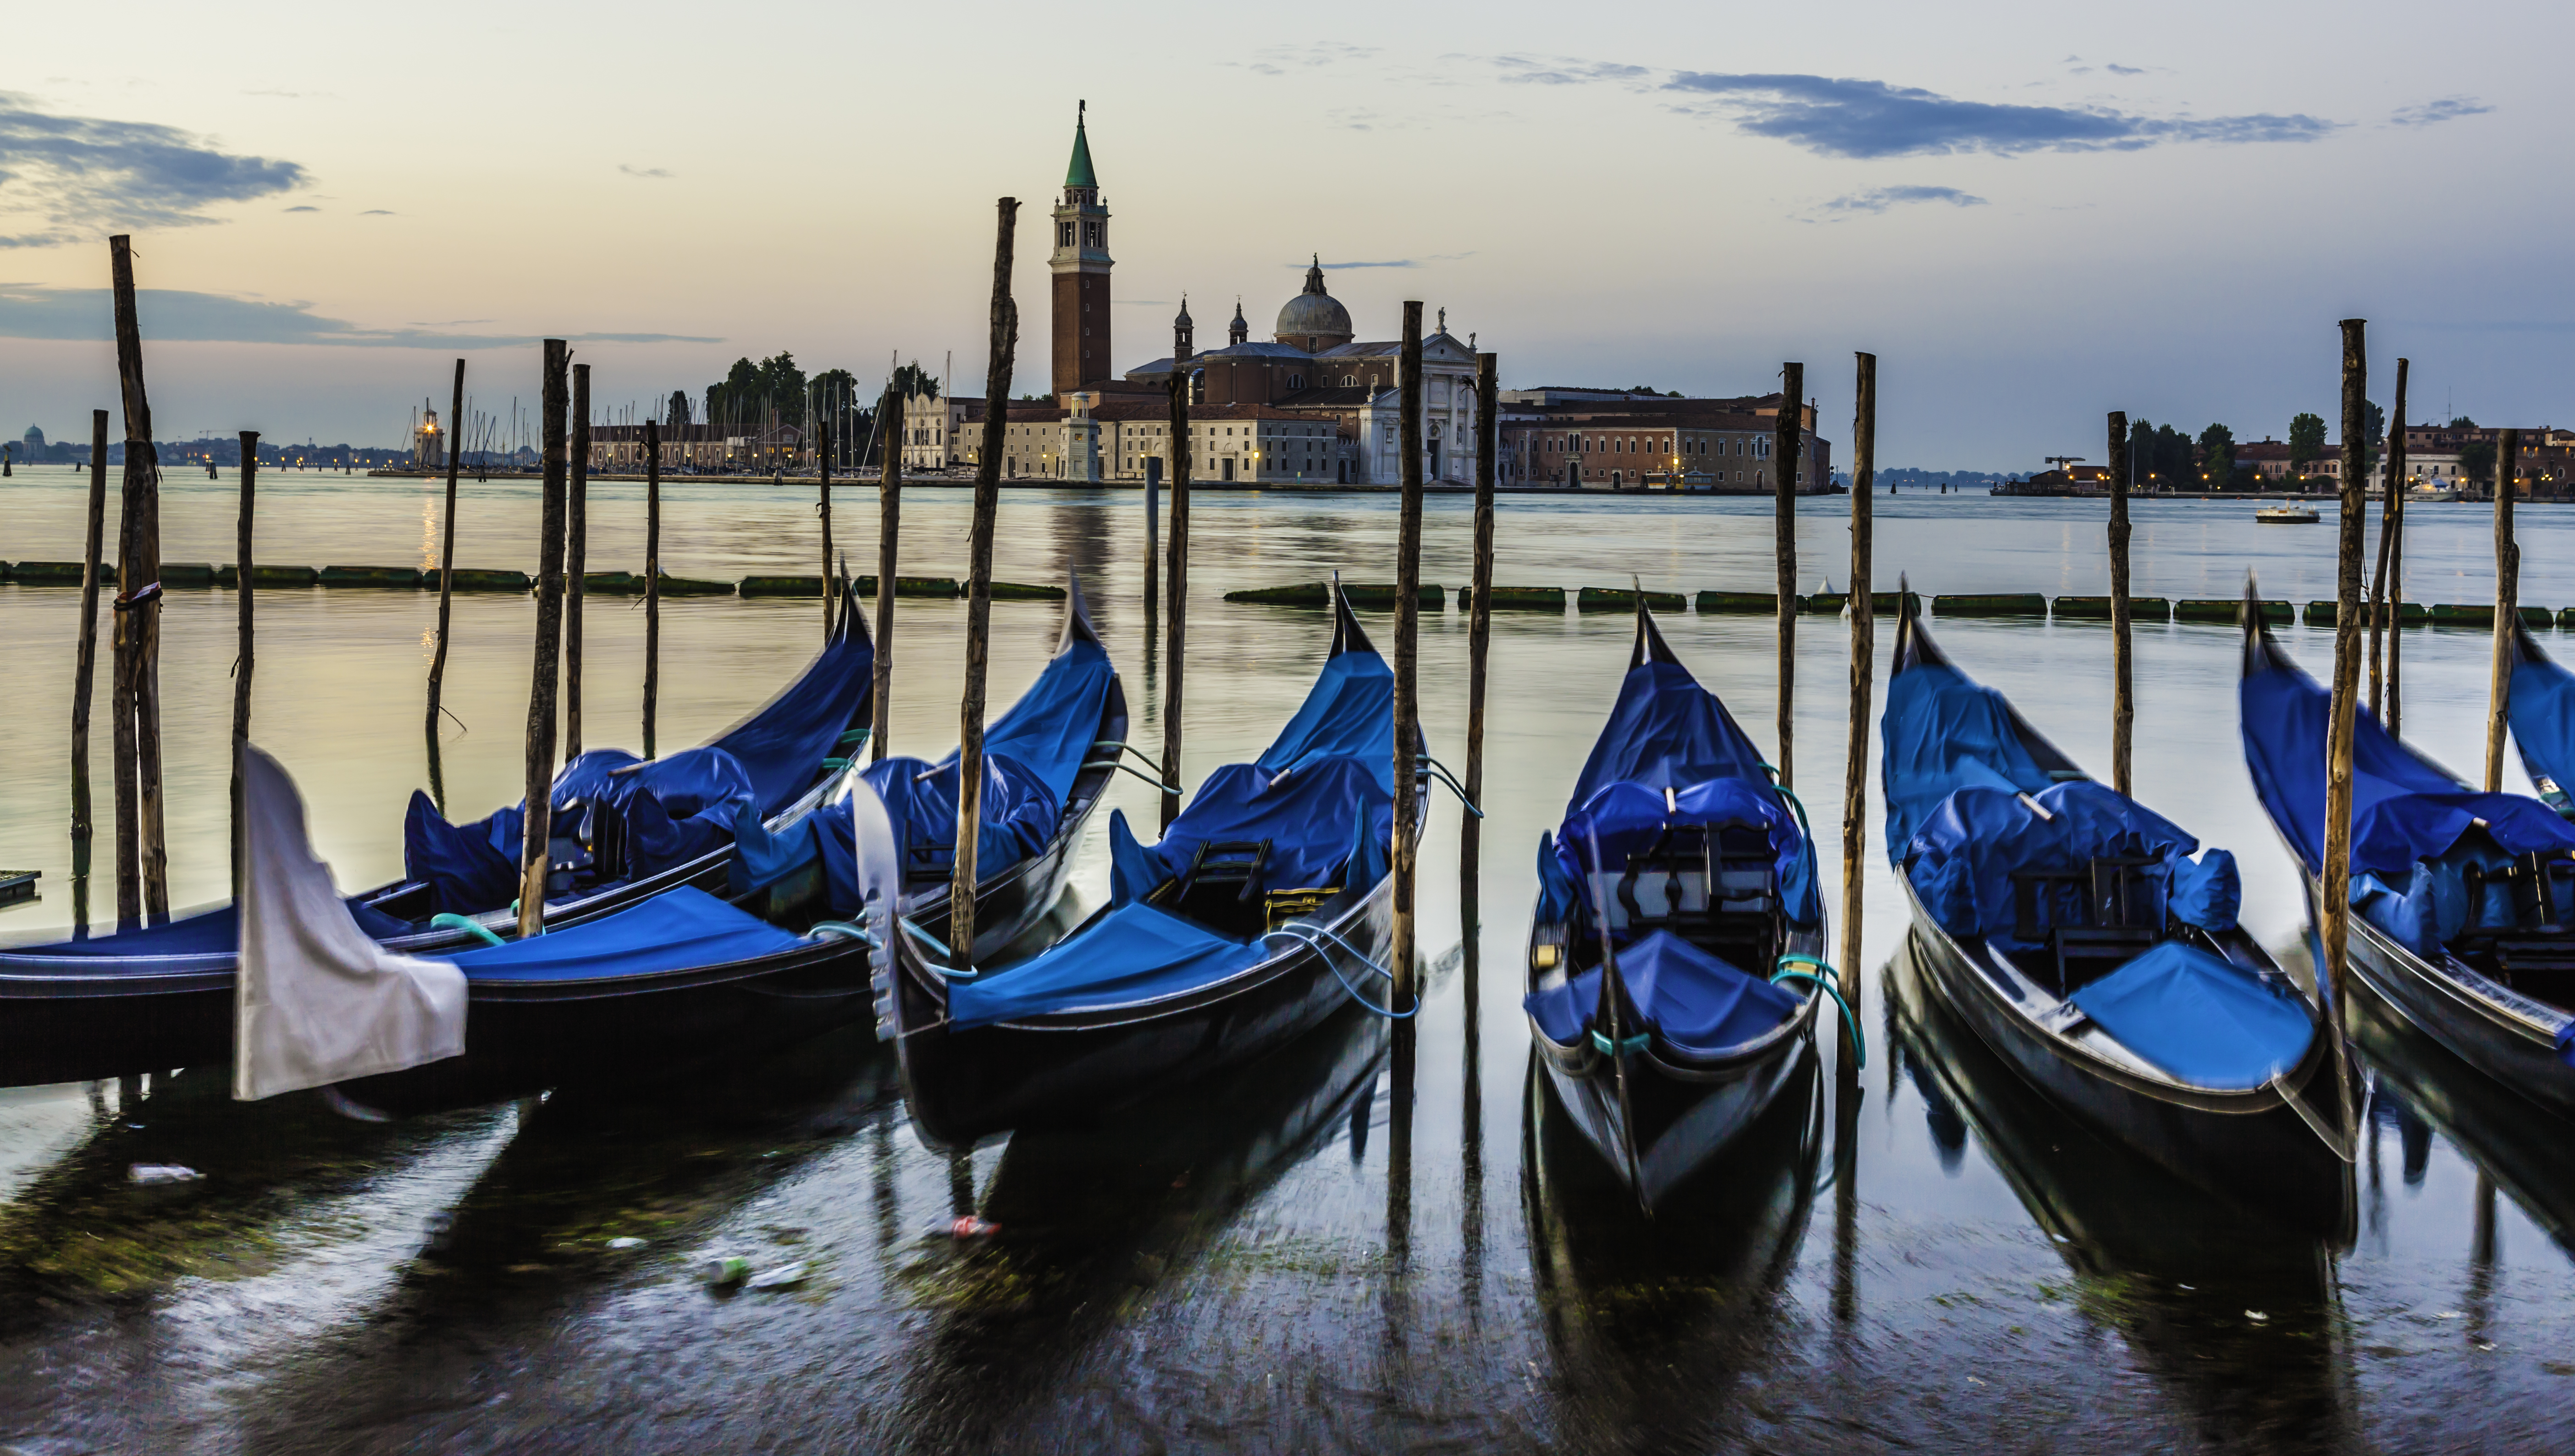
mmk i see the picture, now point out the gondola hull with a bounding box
[889,877,1396,1152]
[2333,883,2575,1119]
[1902,882,2354,1239]
[1533,1007,1818,1209]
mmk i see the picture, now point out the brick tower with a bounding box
[1050,101,1112,397]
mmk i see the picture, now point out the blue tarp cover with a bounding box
[709,625,875,815]
[2511,642,2575,811]
[1553,778,1821,929]
[1905,780,2240,943]
[1258,650,1400,792]
[1567,658,1773,813]
[945,901,1272,1029]
[404,747,758,916]
[2242,646,2575,875]
[2067,940,2314,1089]
[4,896,412,961]
[440,886,804,982]
[1523,929,1801,1056]
[1881,662,2054,862]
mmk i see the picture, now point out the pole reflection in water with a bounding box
[1887,937,2353,1451]
[1523,1044,1822,1450]
[1459,873,1485,1327]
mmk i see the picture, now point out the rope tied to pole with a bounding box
[1773,955,1866,1069]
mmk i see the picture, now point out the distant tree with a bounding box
[666,390,692,427]
[2450,415,2478,430]
[2364,400,2385,445]
[2460,439,2497,485]
[2198,423,2237,489]
[2288,413,2327,474]
[892,360,940,400]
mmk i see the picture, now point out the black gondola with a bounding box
[1522,604,1830,1207]
[2506,615,2575,819]
[882,582,1426,1151]
[1887,600,2351,1234]
[2240,608,2575,1118]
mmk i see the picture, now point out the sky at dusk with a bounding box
[0,0,2564,469]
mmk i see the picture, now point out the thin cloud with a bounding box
[2105,64,2147,76]
[1820,184,1988,215]
[0,92,306,246]
[2392,96,2491,127]
[1303,253,1476,270]
[0,284,718,348]
[284,204,319,213]
[619,163,674,179]
[1661,72,2337,158]
[359,209,393,215]
[1493,55,1652,88]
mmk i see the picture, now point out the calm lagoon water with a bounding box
[2,468,2572,1451]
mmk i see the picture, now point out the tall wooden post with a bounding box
[2485,428,2521,792]
[1392,300,1426,1010]
[70,409,109,937]
[565,364,590,761]
[2108,409,2135,797]
[643,418,662,758]
[2380,362,2411,738]
[1464,353,1498,878]
[818,418,837,639]
[1773,364,1804,788]
[1160,370,1192,832]
[519,340,571,938]
[873,386,902,763]
[1144,453,1160,614]
[426,359,465,808]
[231,432,258,900]
[109,236,169,924]
[2321,320,2370,1110]
[951,197,1018,960]
[1840,354,1877,1014]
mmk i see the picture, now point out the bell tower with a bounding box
[1050,101,1113,397]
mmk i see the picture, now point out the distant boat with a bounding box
[2406,482,2459,503]
[2255,505,2321,524]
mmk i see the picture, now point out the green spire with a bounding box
[1066,101,1097,189]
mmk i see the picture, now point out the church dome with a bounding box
[1275,255,1352,345]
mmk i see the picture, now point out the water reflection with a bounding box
[1887,938,2351,1452]
[1522,1045,1821,1452]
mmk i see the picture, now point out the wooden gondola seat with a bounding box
[1603,823,1782,977]
[2011,854,2162,996]
[1161,839,1274,936]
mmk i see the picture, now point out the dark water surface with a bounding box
[4,472,2574,1451]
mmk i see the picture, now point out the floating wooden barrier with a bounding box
[2431,602,2552,628]
[581,570,646,594]
[1933,592,2048,618]
[1456,585,1564,611]
[740,574,826,597]
[1578,586,1685,613]
[989,580,1066,601]
[657,574,734,596]
[1697,590,1796,615]
[0,868,36,904]
[320,564,421,588]
[449,568,532,592]
[1224,581,1443,607]
[856,575,961,599]
[1802,590,1919,616]
[2176,598,2290,624]
[248,565,319,588]
[2055,595,2171,621]
[2563,607,2575,628]
[158,563,217,588]
[6,560,113,585]
[2308,600,2432,626]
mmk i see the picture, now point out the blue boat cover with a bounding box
[2067,941,2315,1090]
[2241,644,2575,876]
[439,885,804,982]
[2510,638,2575,813]
[403,746,759,916]
[2,896,413,961]
[1523,929,1801,1056]
[1905,779,2240,943]
[942,630,1398,1027]
[733,633,1116,913]
[1567,657,1772,814]
[944,901,1272,1029]
[708,624,875,816]
[1551,778,1821,929]
[1881,662,2054,862]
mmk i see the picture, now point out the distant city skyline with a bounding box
[0,0,2564,470]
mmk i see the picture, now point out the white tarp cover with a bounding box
[234,745,466,1100]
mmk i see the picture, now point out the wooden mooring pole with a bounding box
[2321,319,2370,1122]
[519,339,571,939]
[2372,360,2410,734]
[109,235,168,924]
[1839,353,1877,1018]
[643,417,662,759]
[231,432,258,900]
[70,409,109,937]
[1160,370,1192,833]
[1463,352,1497,882]
[2485,428,2521,793]
[426,359,464,808]
[1774,363,1803,789]
[564,364,590,761]
[1391,300,1426,1011]
[2109,409,2134,798]
[819,417,837,639]
[873,385,902,763]
[951,197,1018,960]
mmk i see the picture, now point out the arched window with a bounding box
[1288,374,1304,390]
[1342,375,1356,387]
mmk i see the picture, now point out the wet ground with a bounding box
[4,474,2574,1451]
